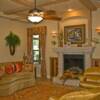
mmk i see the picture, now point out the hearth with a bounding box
[64,54,84,72]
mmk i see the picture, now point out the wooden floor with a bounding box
[0,78,81,100]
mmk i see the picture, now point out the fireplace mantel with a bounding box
[55,46,95,54]
[54,46,95,78]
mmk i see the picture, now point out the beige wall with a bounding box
[0,8,100,79]
[92,8,100,58]
[0,18,58,79]
[0,17,30,62]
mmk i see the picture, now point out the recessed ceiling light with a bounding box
[67,9,73,12]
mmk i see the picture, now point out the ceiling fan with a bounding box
[27,0,61,23]
[27,0,44,23]
[7,0,62,23]
[28,0,62,23]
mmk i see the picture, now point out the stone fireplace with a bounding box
[53,46,94,83]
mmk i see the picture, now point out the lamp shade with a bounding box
[28,8,44,23]
[96,28,100,34]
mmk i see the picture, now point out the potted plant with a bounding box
[58,32,63,47]
[92,37,100,46]
[51,40,57,47]
[5,31,21,56]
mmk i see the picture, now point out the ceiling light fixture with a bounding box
[67,8,73,12]
[27,0,44,23]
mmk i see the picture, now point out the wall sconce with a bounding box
[96,28,100,34]
[51,31,57,47]
[51,31,57,37]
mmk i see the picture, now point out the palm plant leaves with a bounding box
[5,31,20,47]
[5,31,21,55]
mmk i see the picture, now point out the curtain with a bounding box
[27,26,47,78]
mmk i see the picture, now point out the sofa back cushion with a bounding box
[0,61,34,79]
[82,67,100,83]
[85,67,100,75]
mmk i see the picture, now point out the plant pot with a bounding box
[9,45,15,56]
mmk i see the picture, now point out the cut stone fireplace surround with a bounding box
[53,46,94,84]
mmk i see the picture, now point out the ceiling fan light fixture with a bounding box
[28,8,44,23]
[27,0,44,23]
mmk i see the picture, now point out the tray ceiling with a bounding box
[0,0,99,23]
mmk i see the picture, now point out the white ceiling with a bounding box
[0,0,70,14]
[0,0,100,22]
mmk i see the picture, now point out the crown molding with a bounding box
[79,0,97,10]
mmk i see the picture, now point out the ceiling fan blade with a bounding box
[8,0,69,15]
[4,8,29,15]
[43,10,61,21]
[44,10,56,15]
[44,16,61,21]
[10,9,61,21]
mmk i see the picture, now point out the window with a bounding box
[32,35,40,64]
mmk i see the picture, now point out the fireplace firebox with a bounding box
[64,54,84,72]
[53,47,94,84]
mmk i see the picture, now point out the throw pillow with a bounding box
[0,64,5,79]
[15,62,23,72]
[5,64,15,74]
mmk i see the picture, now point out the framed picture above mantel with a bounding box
[64,24,85,44]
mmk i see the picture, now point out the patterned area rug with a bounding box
[0,79,81,100]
